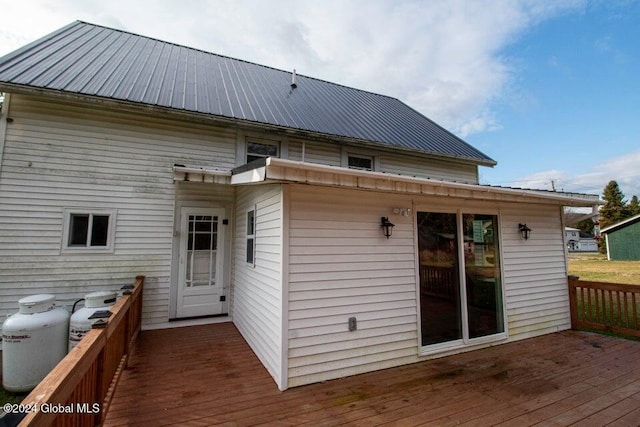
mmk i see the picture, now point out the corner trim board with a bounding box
[0,93,11,175]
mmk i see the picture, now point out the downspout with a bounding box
[0,93,11,175]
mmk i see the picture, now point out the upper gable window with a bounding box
[348,154,374,171]
[247,141,279,163]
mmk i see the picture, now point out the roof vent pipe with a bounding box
[291,69,297,89]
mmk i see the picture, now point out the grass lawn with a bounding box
[0,386,27,405]
[568,253,640,285]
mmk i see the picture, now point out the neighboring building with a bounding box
[601,214,640,261]
[564,227,598,252]
[0,21,600,390]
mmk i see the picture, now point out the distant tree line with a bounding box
[599,180,640,229]
[575,180,639,254]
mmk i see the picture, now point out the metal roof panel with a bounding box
[0,21,496,165]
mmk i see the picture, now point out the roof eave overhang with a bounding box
[227,158,600,207]
[172,165,231,184]
[600,213,640,234]
[0,84,496,167]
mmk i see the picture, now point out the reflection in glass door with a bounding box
[463,214,504,338]
[186,215,218,288]
[418,211,504,348]
[417,212,462,346]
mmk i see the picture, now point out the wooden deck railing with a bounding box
[568,275,640,338]
[420,265,457,300]
[17,275,144,427]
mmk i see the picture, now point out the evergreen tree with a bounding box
[599,180,629,230]
[628,195,640,216]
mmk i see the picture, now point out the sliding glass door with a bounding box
[418,211,504,349]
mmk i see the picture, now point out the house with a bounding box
[564,227,598,252]
[600,214,640,261]
[0,21,600,390]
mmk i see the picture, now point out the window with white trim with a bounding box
[247,140,279,163]
[347,154,374,171]
[246,208,256,265]
[62,209,116,252]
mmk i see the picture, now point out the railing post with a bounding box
[94,341,106,426]
[568,275,579,329]
[566,276,640,338]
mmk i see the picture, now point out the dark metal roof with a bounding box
[0,21,496,166]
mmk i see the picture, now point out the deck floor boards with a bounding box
[103,323,640,426]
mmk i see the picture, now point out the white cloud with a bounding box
[594,35,628,64]
[511,150,640,198]
[0,0,586,137]
[511,169,569,191]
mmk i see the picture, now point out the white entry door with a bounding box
[177,208,226,318]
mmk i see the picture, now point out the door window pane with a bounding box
[194,233,212,250]
[463,214,504,338]
[417,212,462,346]
[185,214,218,287]
[194,216,212,232]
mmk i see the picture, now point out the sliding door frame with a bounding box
[414,206,509,356]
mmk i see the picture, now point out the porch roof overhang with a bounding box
[173,165,232,184]
[185,158,600,207]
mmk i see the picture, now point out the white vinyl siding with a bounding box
[287,139,478,183]
[0,94,237,326]
[500,204,571,339]
[233,184,284,388]
[288,140,341,166]
[379,152,478,183]
[286,185,572,387]
[287,185,419,387]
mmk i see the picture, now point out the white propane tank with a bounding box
[2,294,70,392]
[68,290,117,351]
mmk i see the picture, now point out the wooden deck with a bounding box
[104,323,640,426]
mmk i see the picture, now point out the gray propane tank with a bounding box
[2,294,70,392]
[68,290,117,351]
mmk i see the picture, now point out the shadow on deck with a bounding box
[104,323,640,426]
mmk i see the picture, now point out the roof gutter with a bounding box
[229,157,600,207]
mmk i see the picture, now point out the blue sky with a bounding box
[469,1,640,197]
[1,0,638,199]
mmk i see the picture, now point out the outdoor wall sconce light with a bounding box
[381,217,395,239]
[518,223,532,240]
